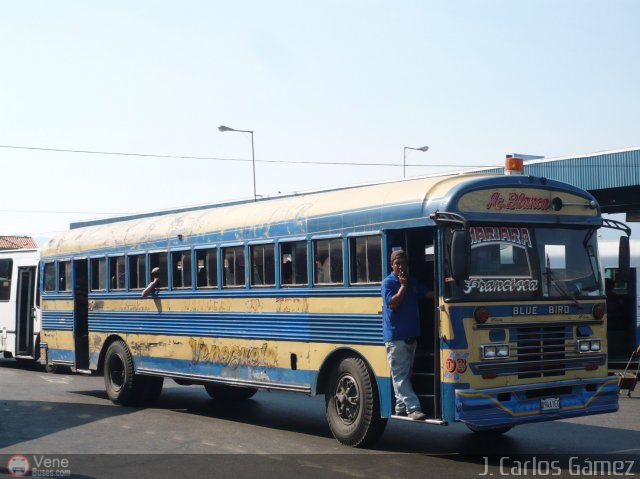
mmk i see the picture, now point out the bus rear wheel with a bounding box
[204,383,258,401]
[104,340,147,406]
[325,356,387,447]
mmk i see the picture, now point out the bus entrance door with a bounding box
[73,259,90,371]
[15,266,36,357]
[386,227,440,419]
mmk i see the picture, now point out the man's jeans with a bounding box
[385,339,420,414]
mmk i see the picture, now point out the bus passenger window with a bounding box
[172,251,192,289]
[90,258,106,291]
[43,263,56,292]
[349,236,382,285]
[59,261,72,292]
[196,248,217,288]
[128,255,146,290]
[313,238,343,285]
[280,241,307,287]
[222,246,245,288]
[251,244,275,287]
[149,253,168,289]
[109,256,126,290]
[0,259,12,301]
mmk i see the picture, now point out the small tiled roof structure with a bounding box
[0,236,38,250]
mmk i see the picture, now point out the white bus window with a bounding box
[223,246,245,288]
[0,259,12,301]
[90,258,106,291]
[349,236,382,285]
[313,238,343,285]
[149,253,168,289]
[172,251,192,289]
[128,255,146,290]
[59,261,72,292]
[280,241,307,287]
[196,248,218,288]
[109,256,126,290]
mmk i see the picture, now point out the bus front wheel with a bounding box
[325,356,387,447]
[104,340,147,406]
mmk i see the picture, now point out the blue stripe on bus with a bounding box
[42,311,385,344]
[42,312,74,330]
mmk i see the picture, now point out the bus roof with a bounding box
[42,172,601,258]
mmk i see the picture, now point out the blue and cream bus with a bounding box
[39,158,629,446]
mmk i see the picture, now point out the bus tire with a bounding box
[204,383,258,401]
[466,424,513,435]
[325,356,387,448]
[104,340,145,406]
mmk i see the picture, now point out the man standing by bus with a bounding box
[382,249,431,420]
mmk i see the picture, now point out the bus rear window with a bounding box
[196,248,218,288]
[349,236,382,285]
[280,241,307,287]
[149,253,168,289]
[251,244,275,287]
[223,246,245,288]
[59,261,72,292]
[43,263,56,292]
[129,255,146,290]
[313,238,343,285]
[172,251,192,289]
[109,256,126,290]
[90,258,106,291]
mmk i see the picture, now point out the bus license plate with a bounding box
[541,397,560,412]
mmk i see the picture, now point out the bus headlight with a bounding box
[496,345,510,357]
[577,339,601,353]
[481,344,509,359]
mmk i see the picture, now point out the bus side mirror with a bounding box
[618,235,631,281]
[450,229,468,281]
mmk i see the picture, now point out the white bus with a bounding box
[599,238,640,364]
[0,247,40,362]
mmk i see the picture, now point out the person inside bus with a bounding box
[141,267,161,298]
[382,249,433,421]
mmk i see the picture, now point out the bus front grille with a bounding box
[513,326,568,379]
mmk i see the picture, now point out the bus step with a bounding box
[391,415,447,425]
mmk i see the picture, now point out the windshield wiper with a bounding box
[544,254,582,308]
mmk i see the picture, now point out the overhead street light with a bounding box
[218,125,257,201]
[403,145,429,178]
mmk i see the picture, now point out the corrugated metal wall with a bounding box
[473,148,640,191]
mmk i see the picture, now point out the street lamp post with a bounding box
[218,125,256,201]
[403,145,429,178]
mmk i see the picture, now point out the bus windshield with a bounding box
[444,225,604,301]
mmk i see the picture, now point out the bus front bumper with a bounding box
[455,376,619,430]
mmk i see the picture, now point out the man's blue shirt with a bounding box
[381,272,428,342]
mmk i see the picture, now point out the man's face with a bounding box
[391,257,408,277]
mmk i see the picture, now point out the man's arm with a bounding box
[141,278,159,298]
[387,274,408,311]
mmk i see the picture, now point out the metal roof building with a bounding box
[474,147,640,217]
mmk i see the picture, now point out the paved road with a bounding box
[1,359,639,478]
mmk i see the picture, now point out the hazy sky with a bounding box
[1,1,639,242]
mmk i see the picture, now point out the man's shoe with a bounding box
[408,410,426,421]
